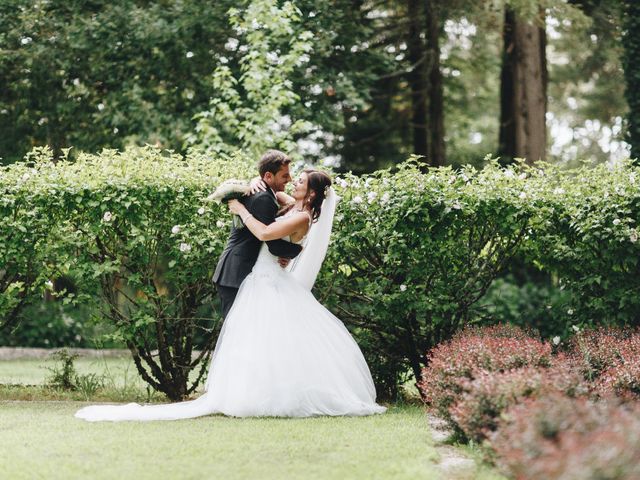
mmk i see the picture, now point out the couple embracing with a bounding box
[76,150,385,421]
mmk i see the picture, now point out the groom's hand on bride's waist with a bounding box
[278,257,290,268]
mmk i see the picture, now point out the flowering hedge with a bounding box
[0,146,252,399]
[318,158,640,397]
[2,148,640,399]
[526,162,640,326]
[318,161,547,397]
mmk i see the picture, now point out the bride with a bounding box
[75,168,386,421]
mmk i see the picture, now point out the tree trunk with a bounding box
[622,0,640,162]
[425,0,445,167]
[498,7,547,164]
[407,0,428,158]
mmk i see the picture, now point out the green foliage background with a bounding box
[1,148,638,396]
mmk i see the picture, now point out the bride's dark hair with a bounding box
[303,169,332,222]
[279,169,332,221]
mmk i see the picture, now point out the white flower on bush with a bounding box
[179,242,191,253]
[381,192,391,204]
[225,38,239,50]
[518,173,527,180]
[102,211,113,222]
[336,178,348,188]
[352,196,363,205]
[216,220,225,229]
[568,309,574,316]
[367,192,377,204]
[504,169,515,178]
[171,225,181,234]
[553,187,565,195]
[572,324,580,332]
[629,229,638,243]
[519,191,527,199]
[45,280,54,290]
[452,202,462,210]
[552,336,561,346]
[613,218,621,226]
[399,284,407,292]
[197,207,205,215]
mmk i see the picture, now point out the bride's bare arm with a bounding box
[276,191,295,206]
[247,177,294,206]
[228,199,308,241]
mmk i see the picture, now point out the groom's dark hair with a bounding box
[259,150,291,177]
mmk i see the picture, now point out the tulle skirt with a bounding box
[75,258,386,421]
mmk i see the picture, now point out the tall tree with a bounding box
[498,6,547,164]
[622,0,640,161]
[425,0,446,166]
[406,0,429,158]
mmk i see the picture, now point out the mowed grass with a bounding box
[0,355,202,402]
[0,355,144,387]
[0,356,504,479]
[1,402,444,480]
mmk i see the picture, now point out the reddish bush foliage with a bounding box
[490,394,640,480]
[567,327,636,380]
[450,362,588,443]
[569,327,640,399]
[597,356,640,401]
[419,324,552,420]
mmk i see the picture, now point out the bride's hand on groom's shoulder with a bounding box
[228,199,243,215]
[247,176,267,195]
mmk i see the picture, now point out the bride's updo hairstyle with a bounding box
[303,169,332,222]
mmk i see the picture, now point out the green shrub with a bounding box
[3,146,254,400]
[527,161,640,326]
[3,148,640,399]
[0,301,101,348]
[318,160,546,397]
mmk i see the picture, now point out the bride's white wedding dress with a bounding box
[75,200,386,421]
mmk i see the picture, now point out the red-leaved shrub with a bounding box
[490,394,640,480]
[569,327,640,399]
[450,362,588,442]
[419,324,552,421]
[568,327,636,380]
[596,360,640,401]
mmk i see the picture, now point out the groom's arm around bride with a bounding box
[212,150,302,319]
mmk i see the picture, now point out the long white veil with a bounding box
[287,187,338,290]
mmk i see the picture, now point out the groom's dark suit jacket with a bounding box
[213,189,302,289]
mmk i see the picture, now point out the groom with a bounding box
[213,150,303,319]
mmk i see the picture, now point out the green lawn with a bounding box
[0,356,145,388]
[1,402,443,480]
[0,356,504,479]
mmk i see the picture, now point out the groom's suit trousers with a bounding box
[216,284,238,320]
